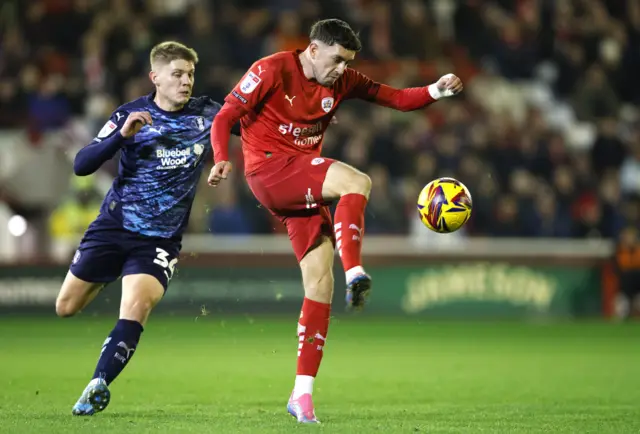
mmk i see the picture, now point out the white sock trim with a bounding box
[293,375,314,399]
[345,265,365,284]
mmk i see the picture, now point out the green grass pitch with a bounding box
[1,315,639,433]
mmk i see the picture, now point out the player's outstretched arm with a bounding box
[374,73,463,111]
[74,112,151,176]
[347,70,463,112]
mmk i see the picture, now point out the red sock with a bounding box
[334,193,367,272]
[296,297,331,377]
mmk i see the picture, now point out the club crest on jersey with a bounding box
[194,116,205,131]
[321,97,334,113]
[240,71,261,94]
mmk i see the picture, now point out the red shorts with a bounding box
[246,154,336,262]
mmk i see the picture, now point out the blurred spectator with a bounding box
[49,176,101,241]
[207,181,253,235]
[620,143,640,197]
[365,164,406,234]
[591,117,626,177]
[615,226,640,319]
[27,74,72,134]
[571,64,620,122]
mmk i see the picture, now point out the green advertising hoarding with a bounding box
[387,263,600,317]
[0,262,601,317]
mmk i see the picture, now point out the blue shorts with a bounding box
[69,226,181,292]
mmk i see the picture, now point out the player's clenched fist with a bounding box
[121,111,153,138]
[208,161,233,187]
[431,73,464,98]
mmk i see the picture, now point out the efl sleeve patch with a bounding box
[97,120,117,138]
[240,71,261,94]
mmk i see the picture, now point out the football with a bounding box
[417,177,473,233]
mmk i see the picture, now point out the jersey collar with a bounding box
[147,92,190,116]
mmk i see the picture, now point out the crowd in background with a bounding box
[1,0,640,243]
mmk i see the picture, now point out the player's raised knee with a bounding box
[55,297,79,318]
[323,162,372,200]
[348,172,372,196]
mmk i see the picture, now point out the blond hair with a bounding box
[150,41,199,66]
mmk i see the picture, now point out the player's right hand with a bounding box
[208,161,233,187]
[120,111,153,138]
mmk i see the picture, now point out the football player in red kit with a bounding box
[208,18,463,423]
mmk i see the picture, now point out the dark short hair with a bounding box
[150,41,199,66]
[309,19,361,52]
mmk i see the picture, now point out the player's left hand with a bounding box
[435,74,463,97]
[208,161,233,187]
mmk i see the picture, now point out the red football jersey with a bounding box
[213,50,438,175]
[225,51,384,174]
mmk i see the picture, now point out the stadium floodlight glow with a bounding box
[8,215,27,237]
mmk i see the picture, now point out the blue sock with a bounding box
[92,319,143,385]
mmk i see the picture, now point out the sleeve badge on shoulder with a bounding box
[97,120,117,138]
[240,71,261,94]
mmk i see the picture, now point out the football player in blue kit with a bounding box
[54,41,238,416]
